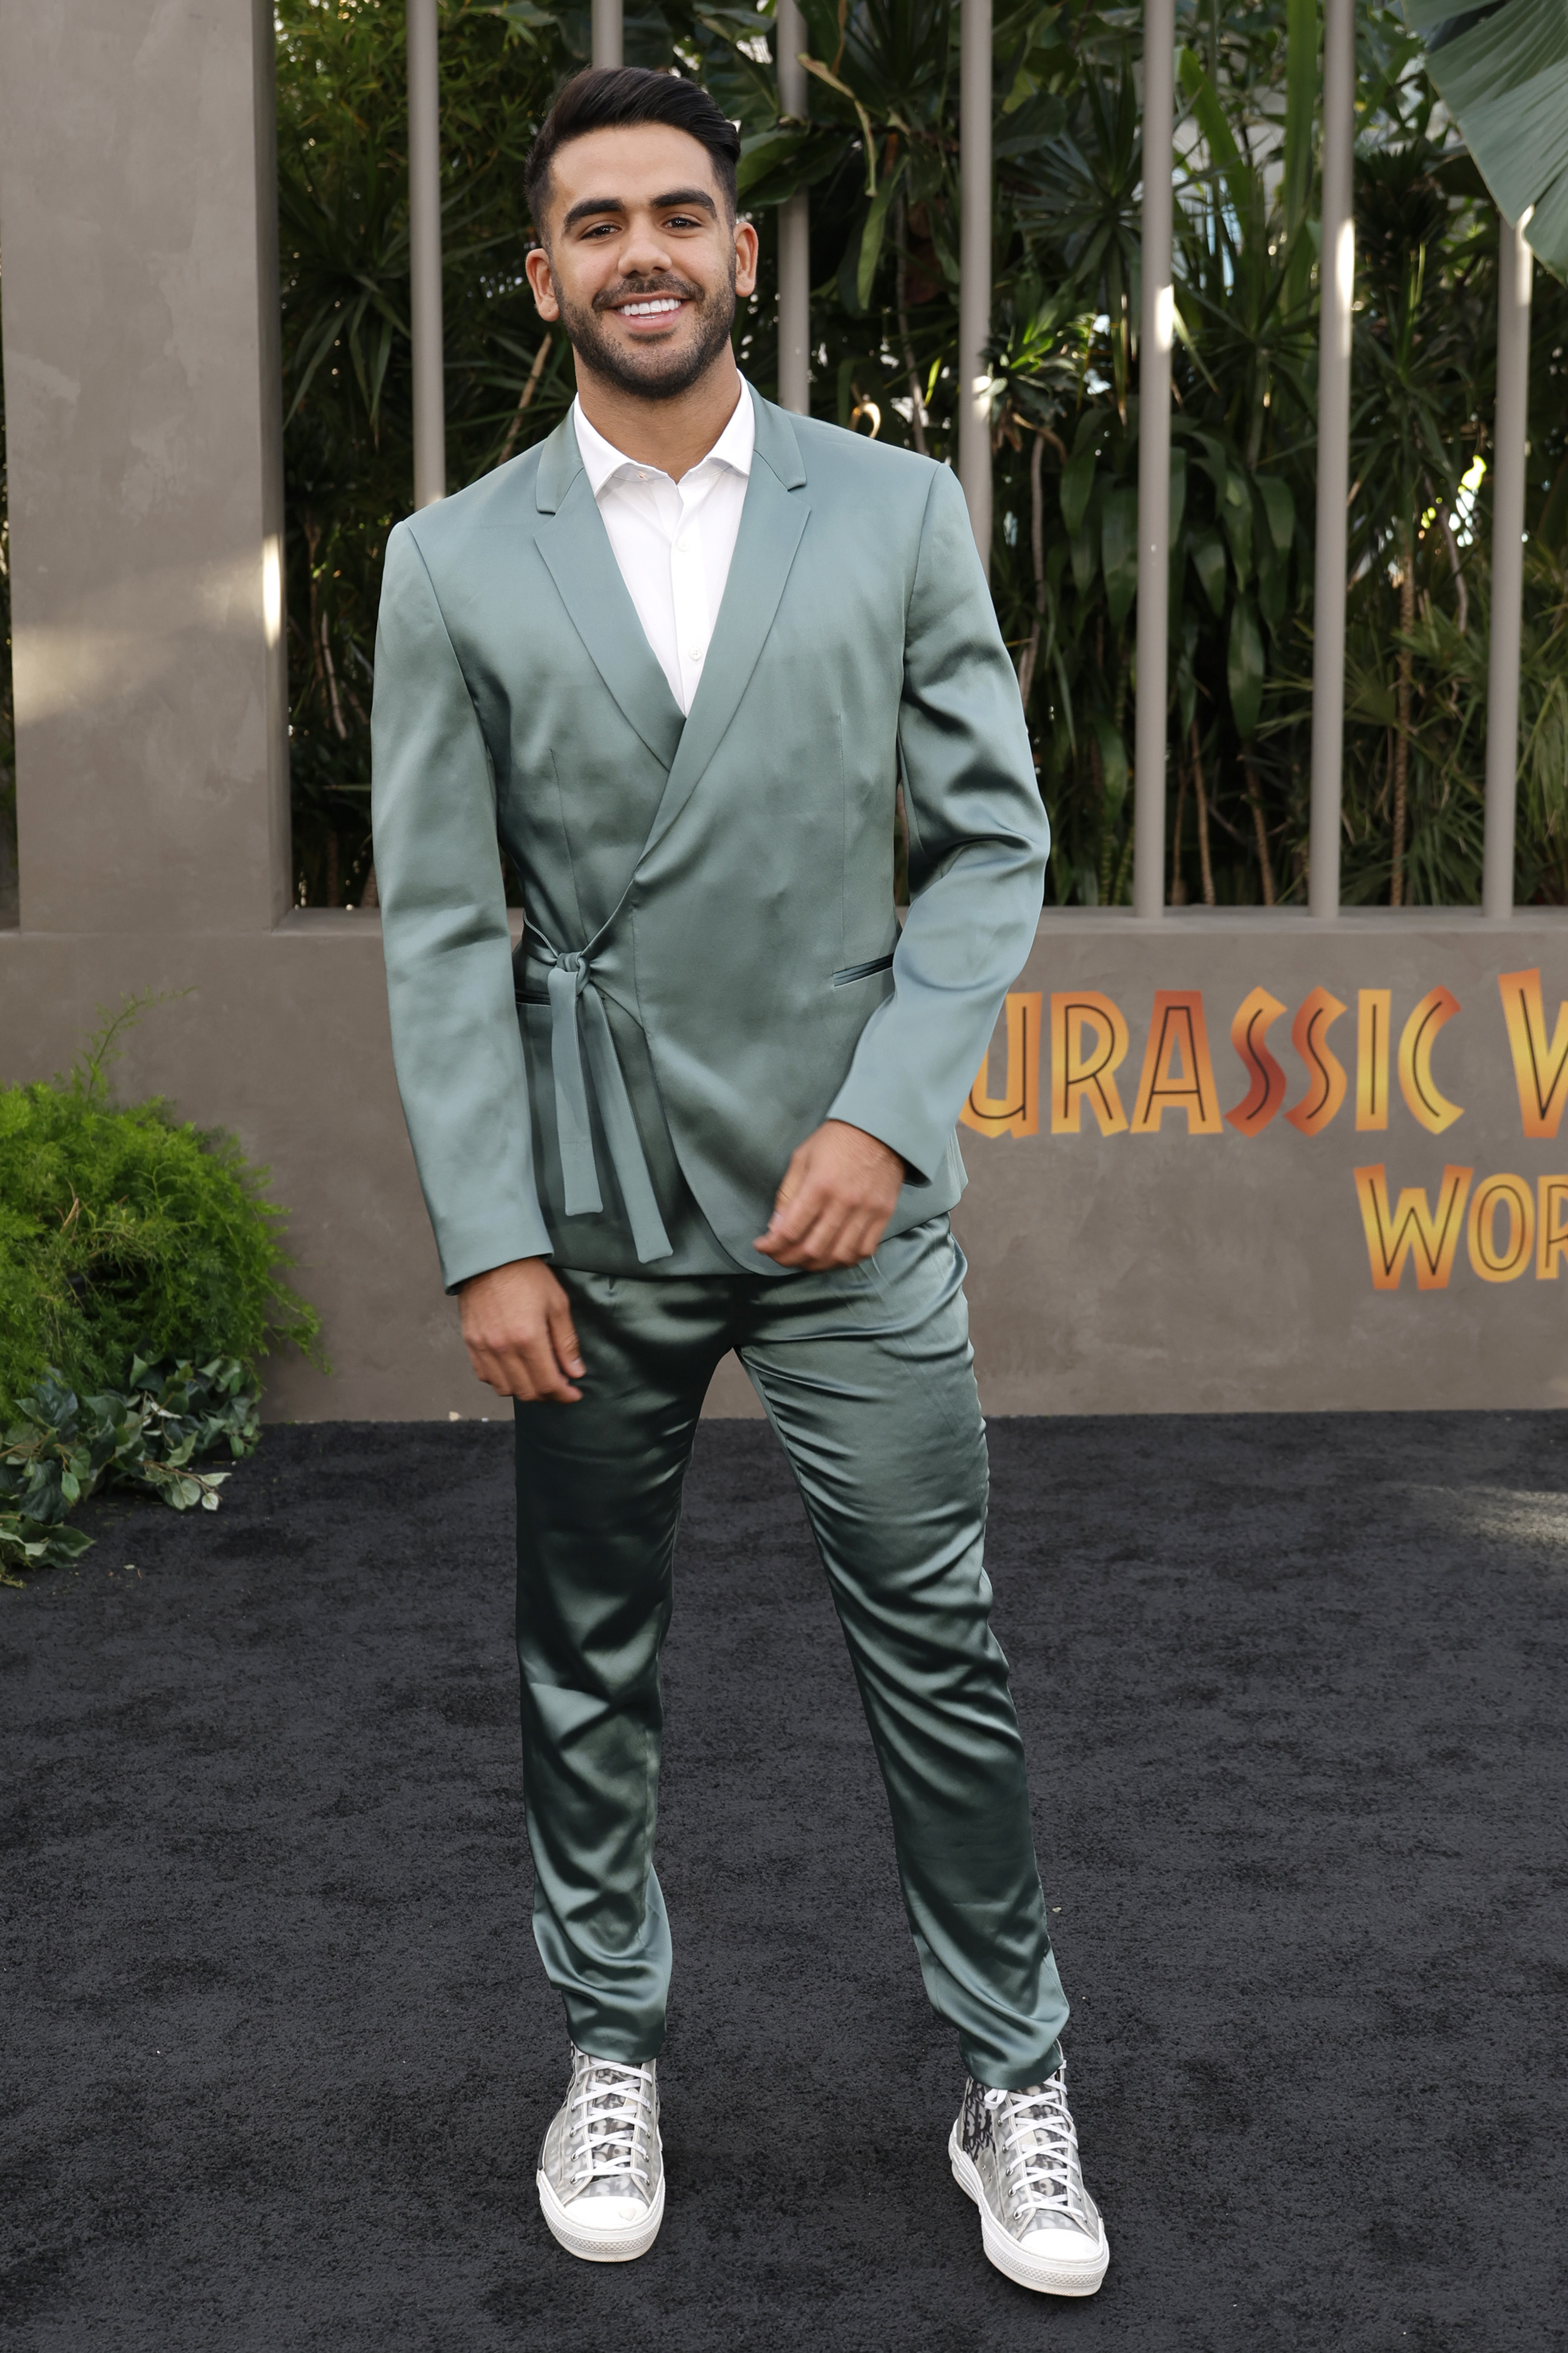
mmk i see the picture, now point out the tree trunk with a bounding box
[1390,552,1415,906]
[1190,722,1216,906]
[1243,755,1277,906]
[1016,431,1046,708]
[894,195,929,458]
[1169,759,1188,904]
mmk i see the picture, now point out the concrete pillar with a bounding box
[0,0,290,936]
[1309,0,1355,919]
[408,0,446,510]
[775,0,811,416]
[1132,0,1174,921]
[1483,211,1533,922]
[958,0,992,564]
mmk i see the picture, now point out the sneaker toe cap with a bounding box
[561,2192,649,2234]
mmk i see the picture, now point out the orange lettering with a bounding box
[1354,1164,1473,1291]
[1130,992,1223,1135]
[1397,988,1463,1134]
[1050,992,1130,1136]
[1537,1178,1568,1278]
[960,992,1042,1138]
[1225,987,1289,1137]
[1466,1172,1533,1282]
[1498,968,1568,1138]
[1356,989,1391,1131]
[1286,988,1349,1136]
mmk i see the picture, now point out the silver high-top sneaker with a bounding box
[537,2045,665,2262]
[949,2063,1109,2296]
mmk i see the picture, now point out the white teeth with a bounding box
[619,298,681,317]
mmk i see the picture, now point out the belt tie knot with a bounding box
[533,933,672,1265]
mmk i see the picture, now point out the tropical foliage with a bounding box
[4,3,1566,911]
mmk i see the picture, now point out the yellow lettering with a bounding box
[1498,968,1568,1138]
[1397,988,1463,1134]
[1356,989,1391,1131]
[1466,1172,1533,1281]
[960,991,1042,1139]
[1353,1163,1473,1291]
[1049,992,1130,1136]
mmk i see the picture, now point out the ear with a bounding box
[525,244,560,321]
[733,215,759,302]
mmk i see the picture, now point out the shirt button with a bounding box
[689,647,703,663]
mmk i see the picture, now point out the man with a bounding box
[371,64,1107,2298]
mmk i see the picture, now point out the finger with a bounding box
[773,1197,852,1269]
[766,1154,816,1239]
[476,1337,581,1405]
[513,1334,582,1402]
[546,1295,586,1378]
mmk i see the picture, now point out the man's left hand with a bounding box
[753,1120,905,1271]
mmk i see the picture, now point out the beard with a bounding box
[554,261,738,402]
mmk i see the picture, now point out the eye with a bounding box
[663,213,703,229]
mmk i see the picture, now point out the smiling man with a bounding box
[371,65,1107,2299]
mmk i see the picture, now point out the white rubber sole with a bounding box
[537,2167,666,2263]
[948,2127,1110,2297]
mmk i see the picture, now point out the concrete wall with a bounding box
[953,908,1568,1414]
[4,2,1566,1421]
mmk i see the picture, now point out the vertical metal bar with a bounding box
[1133,0,1175,921]
[592,0,623,69]
[407,0,445,509]
[1484,211,1533,921]
[1309,0,1354,918]
[958,0,992,564]
[776,0,810,415]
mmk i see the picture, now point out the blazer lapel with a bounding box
[638,393,811,865]
[533,415,686,774]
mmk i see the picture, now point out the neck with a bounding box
[575,351,743,481]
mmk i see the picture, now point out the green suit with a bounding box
[372,390,1069,2087]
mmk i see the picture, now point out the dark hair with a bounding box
[525,68,741,237]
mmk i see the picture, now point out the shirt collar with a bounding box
[573,379,755,498]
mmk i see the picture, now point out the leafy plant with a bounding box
[0,1357,261,1587]
[273,1,1568,911]
[0,996,323,1421]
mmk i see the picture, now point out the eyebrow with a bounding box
[561,186,719,232]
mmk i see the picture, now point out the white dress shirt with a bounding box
[572,385,754,716]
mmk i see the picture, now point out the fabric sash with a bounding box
[525,935,673,1265]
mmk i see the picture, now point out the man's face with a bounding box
[525,123,759,402]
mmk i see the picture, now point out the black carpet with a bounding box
[3,1412,1566,2351]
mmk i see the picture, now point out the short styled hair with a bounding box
[525,67,741,238]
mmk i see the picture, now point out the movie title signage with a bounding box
[961,968,1568,1292]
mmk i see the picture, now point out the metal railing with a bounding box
[405,0,1536,920]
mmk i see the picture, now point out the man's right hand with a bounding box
[459,1258,585,1403]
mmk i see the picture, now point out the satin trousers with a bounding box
[512,1215,1068,2089]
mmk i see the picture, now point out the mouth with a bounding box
[610,293,689,330]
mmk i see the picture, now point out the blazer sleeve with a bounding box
[371,519,553,1288]
[826,461,1049,1179]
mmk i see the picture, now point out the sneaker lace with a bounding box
[983,2077,1092,2235]
[565,2052,656,2198]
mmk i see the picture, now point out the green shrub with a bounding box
[0,1000,323,1422]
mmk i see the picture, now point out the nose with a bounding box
[615,215,676,281]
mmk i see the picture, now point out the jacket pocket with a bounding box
[832,952,895,987]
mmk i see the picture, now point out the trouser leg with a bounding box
[739,1218,1067,2089]
[513,1269,730,2062]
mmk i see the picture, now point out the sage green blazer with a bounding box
[371,388,1048,1288]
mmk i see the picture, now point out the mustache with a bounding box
[592,274,705,314]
